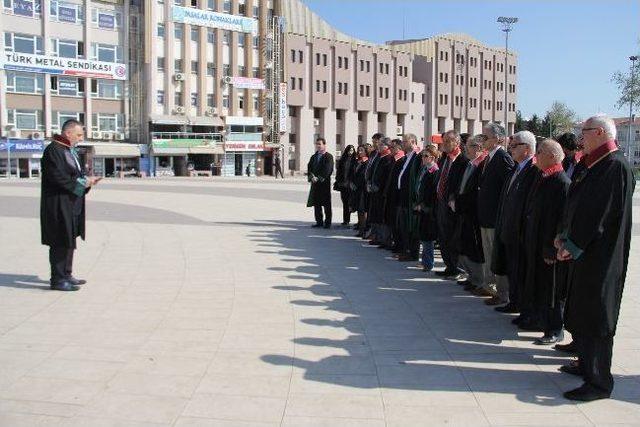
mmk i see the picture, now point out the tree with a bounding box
[612,45,640,111]
[543,101,579,137]
[515,110,526,132]
[526,114,542,136]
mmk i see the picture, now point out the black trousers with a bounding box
[340,190,351,224]
[575,334,614,394]
[504,242,522,309]
[275,166,284,178]
[540,298,565,336]
[397,207,419,258]
[49,246,74,283]
[314,204,332,226]
[436,202,459,272]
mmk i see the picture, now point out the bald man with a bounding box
[522,139,570,345]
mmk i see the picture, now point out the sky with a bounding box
[301,0,640,121]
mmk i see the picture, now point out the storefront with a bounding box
[223,116,266,177]
[0,139,44,178]
[81,143,142,178]
[151,139,224,177]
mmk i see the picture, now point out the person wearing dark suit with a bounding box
[41,119,100,292]
[334,145,355,226]
[307,137,334,228]
[492,131,539,311]
[454,135,487,291]
[414,144,441,271]
[435,130,470,278]
[522,139,571,345]
[475,122,515,299]
[368,138,394,246]
[364,133,384,238]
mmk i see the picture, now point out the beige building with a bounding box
[0,0,134,177]
[389,34,518,137]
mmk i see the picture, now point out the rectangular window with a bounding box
[223,30,230,45]
[51,76,84,96]
[298,50,303,62]
[206,62,215,76]
[222,95,229,108]
[338,57,342,68]
[290,77,296,90]
[366,86,370,97]
[238,33,245,47]
[323,54,327,66]
[5,71,44,94]
[385,87,389,99]
[344,83,348,95]
[5,0,42,17]
[91,43,122,63]
[344,58,348,69]
[51,39,83,59]
[298,78,302,89]
[379,87,383,98]
[223,0,230,13]
[379,63,383,73]
[323,80,327,93]
[7,109,43,130]
[359,85,364,96]
[157,23,165,37]
[50,1,86,23]
[92,113,123,132]
[191,27,199,42]
[91,8,122,29]
[207,0,214,9]
[316,80,320,92]
[223,64,230,76]
[252,67,259,78]
[238,95,244,109]
[92,79,123,99]
[191,92,198,106]
[207,29,215,44]
[157,57,165,72]
[175,92,182,106]
[207,94,215,107]
[191,60,198,74]
[360,59,364,71]
[385,64,389,74]
[366,61,370,72]
[338,82,342,94]
[253,4,259,18]
[316,53,320,65]
[157,90,164,104]
[5,33,44,55]
[252,94,259,110]
[175,59,183,72]
[174,23,184,39]
[238,65,245,76]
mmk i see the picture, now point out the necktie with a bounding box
[437,158,450,200]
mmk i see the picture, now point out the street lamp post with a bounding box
[498,16,518,134]
[628,55,638,162]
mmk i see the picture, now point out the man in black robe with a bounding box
[368,138,394,246]
[435,130,469,279]
[396,133,422,261]
[307,137,335,228]
[522,139,570,344]
[382,140,405,252]
[556,115,634,401]
[364,133,384,239]
[41,119,100,291]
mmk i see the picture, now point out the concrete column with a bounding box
[385,113,396,138]
[322,109,337,161]
[343,110,358,147]
[365,111,377,141]
[298,106,314,172]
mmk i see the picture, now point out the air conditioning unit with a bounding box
[8,129,20,138]
[223,75,233,84]
[92,131,102,140]
[115,132,125,140]
[174,73,185,81]
[31,131,43,140]
[174,106,186,114]
[313,119,320,126]
[205,107,218,116]
[102,132,113,140]
[395,126,404,136]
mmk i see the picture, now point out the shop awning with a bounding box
[189,146,224,154]
[149,114,189,125]
[190,116,224,127]
[91,143,141,157]
[152,146,224,155]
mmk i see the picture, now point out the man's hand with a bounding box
[311,176,318,184]
[543,258,555,265]
[85,176,102,187]
[553,236,562,249]
[556,248,573,262]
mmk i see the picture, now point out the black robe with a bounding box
[562,150,635,337]
[40,140,89,248]
[307,152,334,207]
[383,155,405,227]
[455,163,484,263]
[416,167,440,241]
[349,159,368,213]
[368,154,394,224]
[523,171,571,311]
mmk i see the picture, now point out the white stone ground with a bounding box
[0,177,638,426]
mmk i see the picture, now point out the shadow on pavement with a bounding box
[0,273,50,290]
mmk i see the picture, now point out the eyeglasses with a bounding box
[581,127,599,134]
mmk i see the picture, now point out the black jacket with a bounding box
[455,162,484,263]
[477,148,515,228]
[40,137,90,248]
[306,152,334,207]
[437,153,469,206]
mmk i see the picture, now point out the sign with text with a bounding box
[0,53,127,80]
[0,139,44,152]
[231,77,264,90]
[98,13,115,29]
[13,0,34,16]
[278,82,287,133]
[58,5,77,22]
[224,141,264,152]
[152,139,219,149]
[172,6,257,34]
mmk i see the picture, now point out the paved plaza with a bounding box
[0,178,638,426]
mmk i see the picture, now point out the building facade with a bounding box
[0,0,134,177]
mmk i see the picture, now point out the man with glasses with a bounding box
[475,123,515,300]
[493,131,539,316]
[556,115,634,401]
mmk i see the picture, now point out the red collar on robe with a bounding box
[541,163,564,178]
[472,151,488,167]
[379,146,391,157]
[583,140,618,169]
[359,156,369,163]
[53,134,73,148]
[394,150,405,161]
[574,150,583,163]
[427,164,439,173]
[447,145,462,161]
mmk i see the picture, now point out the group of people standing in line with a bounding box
[306,115,634,402]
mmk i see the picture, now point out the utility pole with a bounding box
[628,55,637,162]
[498,17,518,134]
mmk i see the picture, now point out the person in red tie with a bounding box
[556,115,635,401]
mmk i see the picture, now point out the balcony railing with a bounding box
[226,132,262,141]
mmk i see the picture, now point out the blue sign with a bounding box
[0,139,45,152]
[139,157,151,175]
[172,6,258,34]
[98,13,115,29]
[13,0,34,16]
[58,5,76,22]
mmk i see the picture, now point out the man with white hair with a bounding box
[556,114,634,401]
[490,131,538,311]
[522,139,570,345]
[476,123,515,300]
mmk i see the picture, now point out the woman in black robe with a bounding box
[414,145,441,272]
[334,145,355,226]
[349,145,369,236]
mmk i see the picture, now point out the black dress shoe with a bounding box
[311,223,323,228]
[511,316,524,325]
[559,364,583,377]
[67,276,86,286]
[50,281,80,292]
[563,384,610,402]
[495,303,519,314]
[457,279,470,286]
[535,332,564,345]
[555,341,578,354]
